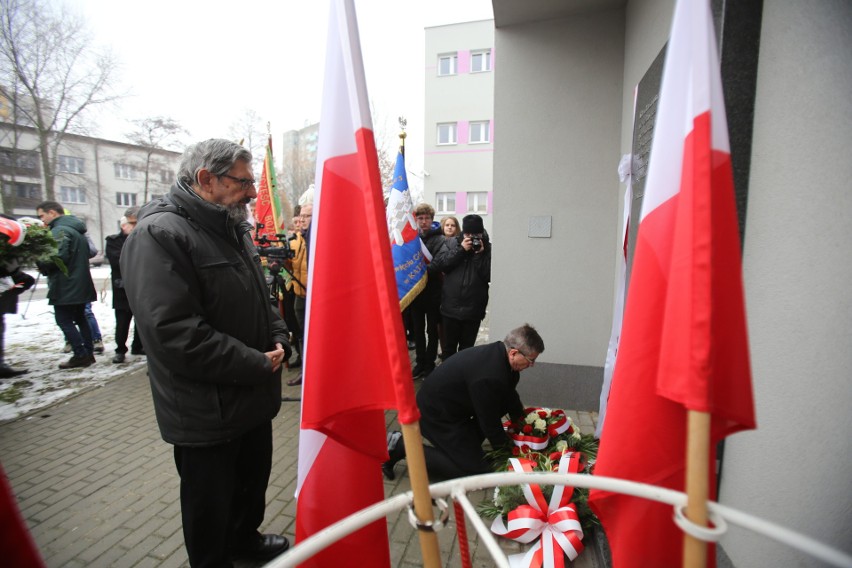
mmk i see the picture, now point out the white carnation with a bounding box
[525,413,538,424]
[535,419,547,431]
[556,440,568,452]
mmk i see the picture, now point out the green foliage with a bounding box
[0,223,66,274]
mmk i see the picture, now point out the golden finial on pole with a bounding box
[398,116,407,155]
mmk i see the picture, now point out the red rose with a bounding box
[537,410,547,418]
[548,428,558,437]
[521,445,530,454]
[522,424,533,434]
[567,425,574,435]
[511,446,520,456]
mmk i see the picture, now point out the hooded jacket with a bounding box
[120,182,289,446]
[39,214,97,306]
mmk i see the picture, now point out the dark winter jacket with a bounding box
[432,234,491,321]
[416,341,524,471]
[121,183,290,446]
[0,260,35,314]
[412,226,445,307]
[105,232,130,311]
[37,215,96,306]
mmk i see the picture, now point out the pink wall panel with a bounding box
[457,50,470,74]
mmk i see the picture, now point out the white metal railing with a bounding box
[263,473,852,568]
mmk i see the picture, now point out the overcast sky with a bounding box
[59,0,494,181]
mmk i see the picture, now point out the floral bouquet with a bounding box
[479,407,600,567]
[0,217,65,273]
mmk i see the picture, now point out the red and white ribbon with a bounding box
[491,452,585,568]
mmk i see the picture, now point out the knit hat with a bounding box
[462,214,484,234]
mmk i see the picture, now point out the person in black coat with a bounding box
[410,203,445,378]
[121,139,292,566]
[383,323,544,480]
[432,214,491,358]
[104,207,143,363]
[0,258,35,378]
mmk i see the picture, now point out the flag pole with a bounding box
[394,127,442,568]
[683,409,711,566]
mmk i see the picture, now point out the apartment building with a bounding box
[0,123,180,250]
[423,20,495,236]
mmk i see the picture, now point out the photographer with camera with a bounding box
[432,214,491,358]
[283,202,311,387]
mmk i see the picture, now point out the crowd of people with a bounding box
[0,137,544,567]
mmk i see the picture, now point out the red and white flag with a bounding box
[294,1,420,565]
[589,1,756,566]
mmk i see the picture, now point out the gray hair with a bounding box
[177,139,253,187]
[503,324,545,356]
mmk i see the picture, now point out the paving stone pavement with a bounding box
[0,357,602,567]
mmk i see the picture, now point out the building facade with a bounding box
[423,20,495,235]
[487,0,851,565]
[0,123,180,251]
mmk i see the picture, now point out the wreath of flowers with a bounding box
[479,407,600,533]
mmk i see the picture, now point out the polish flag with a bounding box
[293,1,420,566]
[589,1,756,566]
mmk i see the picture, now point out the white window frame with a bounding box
[436,192,455,215]
[160,169,174,184]
[116,192,137,207]
[114,163,137,180]
[58,155,85,174]
[470,50,492,73]
[60,186,87,204]
[469,121,491,144]
[438,53,457,76]
[467,192,488,214]
[437,123,457,145]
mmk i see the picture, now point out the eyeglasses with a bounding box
[218,174,256,190]
[516,350,537,366]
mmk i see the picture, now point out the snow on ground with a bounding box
[0,267,147,423]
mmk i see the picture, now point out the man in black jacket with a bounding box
[410,203,444,378]
[121,139,292,567]
[104,207,143,363]
[384,324,544,480]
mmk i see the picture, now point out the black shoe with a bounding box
[231,534,290,561]
[0,364,27,378]
[93,340,105,354]
[59,355,94,369]
[112,353,126,364]
[286,375,302,386]
[412,364,424,379]
[421,364,435,378]
[407,340,416,350]
[382,460,396,480]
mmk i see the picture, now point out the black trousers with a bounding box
[173,421,273,568]
[411,298,440,368]
[114,309,142,354]
[441,317,480,359]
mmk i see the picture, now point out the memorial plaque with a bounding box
[625,45,666,288]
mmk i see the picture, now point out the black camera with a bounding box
[470,234,483,250]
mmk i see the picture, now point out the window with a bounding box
[437,123,457,145]
[58,155,85,174]
[0,148,38,171]
[160,169,174,184]
[438,53,457,76]
[436,193,455,214]
[114,163,137,180]
[471,50,492,73]
[60,186,87,204]
[116,192,137,207]
[469,121,490,144]
[2,181,41,200]
[467,192,488,214]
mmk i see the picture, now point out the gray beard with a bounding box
[227,203,248,224]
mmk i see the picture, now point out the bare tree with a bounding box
[228,108,265,173]
[279,142,315,210]
[0,0,121,200]
[125,116,188,202]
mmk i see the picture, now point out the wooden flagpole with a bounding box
[402,423,442,568]
[683,409,711,567]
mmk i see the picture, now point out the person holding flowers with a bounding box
[384,323,544,480]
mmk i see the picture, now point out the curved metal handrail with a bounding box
[263,473,852,568]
